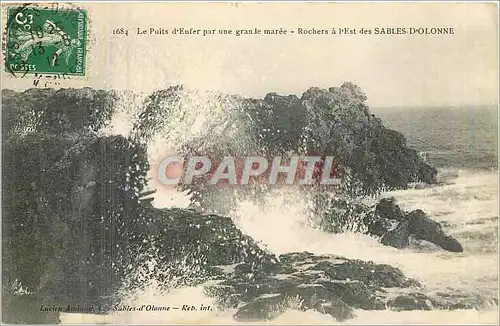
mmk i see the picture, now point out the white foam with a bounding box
[86,90,498,324]
[60,170,498,324]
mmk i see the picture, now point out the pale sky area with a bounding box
[1,2,498,107]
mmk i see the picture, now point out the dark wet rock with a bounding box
[285,284,334,308]
[233,293,288,322]
[279,252,333,264]
[307,260,346,271]
[376,197,406,221]
[418,162,438,185]
[232,282,274,303]
[431,291,495,310]
[214,257,491,322]
[376,207,464,253]
[203,252,437,322]
[366,217,393,237]
[234,260,290,276]
[313,299,354,321]
[316,197,463,255]
[387,290,494,312]
[2,88,116,140]
[318,260,413,288]
[387,292,434,311]
[407,210,464,252]
[438,236,464,253]
[290,271,324,284]
[233,284,355,322]
[407,236,445,252]
[381,220,412,249]
[318,280,385,310]
[144,208,278,269]
[234,263,255,275]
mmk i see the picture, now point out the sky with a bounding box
[1,2,498,107]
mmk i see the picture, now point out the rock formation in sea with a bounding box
[1,85,470,323]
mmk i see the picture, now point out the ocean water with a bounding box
[372,106,498,170]
[61,102,499,324]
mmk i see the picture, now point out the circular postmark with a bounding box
[3,2,88,79]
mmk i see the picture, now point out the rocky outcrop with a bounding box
[1,87,464,324]
[386,290,495,311]
[375,197,405,221]
[1,88,115,140]
[381,220,412,249]
[206,251,400,321]
[204,251,483,322]
[407,209,464,252]
[375,199,463,252]
[314,195,463,253]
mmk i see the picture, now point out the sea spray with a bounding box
[57,89,498,324]
[80,171,498,324]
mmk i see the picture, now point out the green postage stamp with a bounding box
[4,4,87,76]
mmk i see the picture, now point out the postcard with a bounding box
[1,1,498,324]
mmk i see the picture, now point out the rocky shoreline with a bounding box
[1,86,480,323]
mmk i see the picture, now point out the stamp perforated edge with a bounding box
[2,2,93,81]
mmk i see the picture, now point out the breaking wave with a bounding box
[61,89,498,324]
